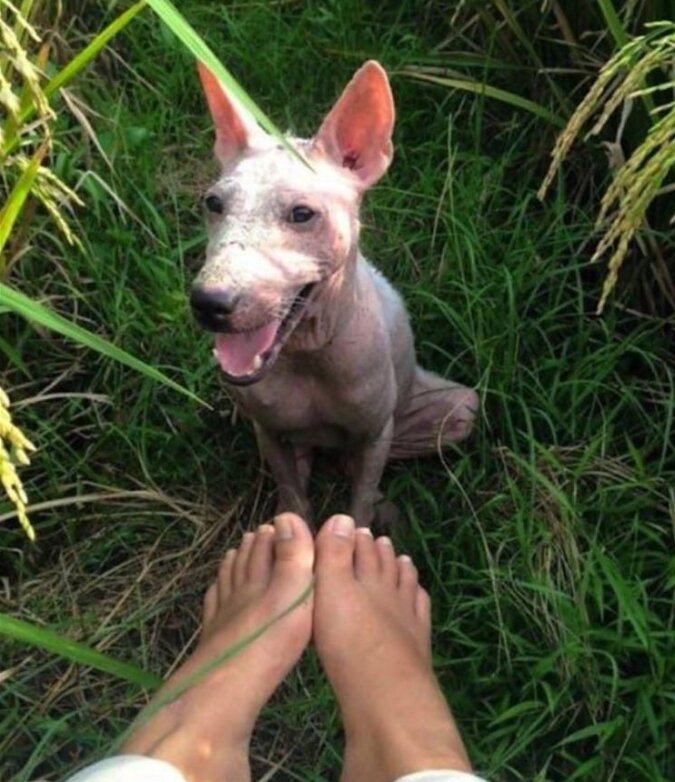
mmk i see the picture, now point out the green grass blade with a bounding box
[0,333,29,374]
[398,70,565,128]
[595,550,651,650]
[0,142,47,271]
[144,0,312,169]
[597,0,630,49]
[0,612,162,689]
[0,283,209,408]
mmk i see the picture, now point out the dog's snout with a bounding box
[190,285,241,329]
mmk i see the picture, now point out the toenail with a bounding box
[399,554,413,563]
[259,524,274,535]
[242,532,255,545]
[275,515,295,540]
[356,527,373,537]
[330,514,355,538]
[377,536,393,546]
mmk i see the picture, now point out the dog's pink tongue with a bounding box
[214,320,281,377]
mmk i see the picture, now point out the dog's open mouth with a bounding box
[213,283,315,385]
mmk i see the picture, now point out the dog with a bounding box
[190,60,479,527]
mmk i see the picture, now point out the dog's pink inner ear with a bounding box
[313,61,395,189]
[197,62,257,163]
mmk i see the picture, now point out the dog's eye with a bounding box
[288,205,316,224]
[204,194,224,214]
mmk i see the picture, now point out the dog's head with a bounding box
[191,61,395,385]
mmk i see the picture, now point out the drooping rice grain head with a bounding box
[598,101,675,225]
[13,158,86,247]
[594,105,675,312]
[0,386,37,542]
[0,0,41,42]
[536,40,633,200]
[588,44,665,137]
[0,68,20,120]
[0,14,53,123]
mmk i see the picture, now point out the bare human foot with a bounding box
[122,513,314,782]
[313,514,473,782]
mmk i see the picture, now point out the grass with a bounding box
[1,2,674,781]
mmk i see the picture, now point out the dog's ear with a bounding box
[197,62,267,163]
[312,61,394,189]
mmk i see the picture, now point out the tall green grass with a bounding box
[0,2,673,781]
[0,0,197,540]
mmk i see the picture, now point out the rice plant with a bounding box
[0,0,84,272]
[538,21,675,313]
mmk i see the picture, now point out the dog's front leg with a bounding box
[349,417,394,528]
[253,423,312,523]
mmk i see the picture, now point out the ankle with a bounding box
[347,717,472,781]
[148,723,252,782]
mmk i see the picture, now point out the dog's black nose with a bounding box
[190,286,240,329]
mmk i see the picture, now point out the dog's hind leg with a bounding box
[390,367,479,460]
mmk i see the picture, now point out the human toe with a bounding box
[269,513,315,596]
[355,527,379,581]
[217,548,237,603]
[397,554,419,611]
[376,535,398,586]
[315,514,356,576]
[247,524,275,584]
[233,531,255,588]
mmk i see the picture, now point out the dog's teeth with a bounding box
[252,355,263,371]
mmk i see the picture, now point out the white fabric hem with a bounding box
[395,771,487,782]
[64,755,187,782]
[64,756,488,782]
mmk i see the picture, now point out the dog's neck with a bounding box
[286,243,363,353]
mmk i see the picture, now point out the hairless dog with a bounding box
[190,60,479,527]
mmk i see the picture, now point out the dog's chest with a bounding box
[235,364,323,427]
[230,349,389,445]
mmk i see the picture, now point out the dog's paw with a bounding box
[371,498,403,535]
[274,497,314,529]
